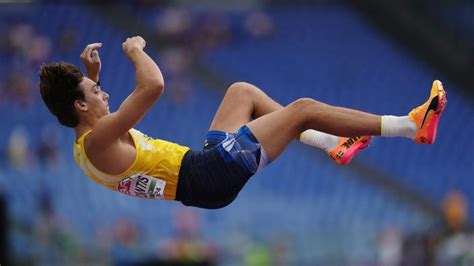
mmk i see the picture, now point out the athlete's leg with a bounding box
[247,79,448,159]
[246,98,381,160]
[208,82,282,132]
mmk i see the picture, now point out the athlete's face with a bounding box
[78,77,110,118]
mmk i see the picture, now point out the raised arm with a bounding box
[87,36,164,151]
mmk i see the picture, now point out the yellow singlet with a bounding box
[73,128,190,200]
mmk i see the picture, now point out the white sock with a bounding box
[299,129,339,152]
[381,115,417,138]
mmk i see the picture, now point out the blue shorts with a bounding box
[204,125,271,173]
[176,125,270,209]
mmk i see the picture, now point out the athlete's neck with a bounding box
[74,122,94,141]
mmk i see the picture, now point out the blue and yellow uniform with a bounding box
[74,128,189,200]
[74,125,270,209]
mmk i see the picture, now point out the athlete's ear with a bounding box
[74,99,88,112]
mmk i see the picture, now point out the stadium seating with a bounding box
[1,3,472,264]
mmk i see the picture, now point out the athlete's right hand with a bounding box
[122,36,146,59]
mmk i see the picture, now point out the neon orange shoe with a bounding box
[328,136,372,165]
[409,80,447,144]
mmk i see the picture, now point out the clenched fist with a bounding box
[122,36,146,59]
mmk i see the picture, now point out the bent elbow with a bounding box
[139,79,164,98]
[153,81,164,98]
[149,83,164,99]
[150,77,164,93]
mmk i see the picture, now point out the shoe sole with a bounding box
[339,136,372,165]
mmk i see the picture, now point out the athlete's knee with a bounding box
[288,98,322,111]
[227,82,258,99]
[287,98,326,129]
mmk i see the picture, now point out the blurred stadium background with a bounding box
[0,0,473,265]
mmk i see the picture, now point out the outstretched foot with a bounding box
[328,136,372,165]
[409,80,447,144]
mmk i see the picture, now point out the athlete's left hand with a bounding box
[80,42,102,83]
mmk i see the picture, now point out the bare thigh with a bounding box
[208,82,282,132]
[246,106,302,161]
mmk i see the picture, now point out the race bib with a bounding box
[117,173,166,199]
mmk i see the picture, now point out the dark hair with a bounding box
[39,62,85,128]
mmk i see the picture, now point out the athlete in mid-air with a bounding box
[39,36,447,209]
